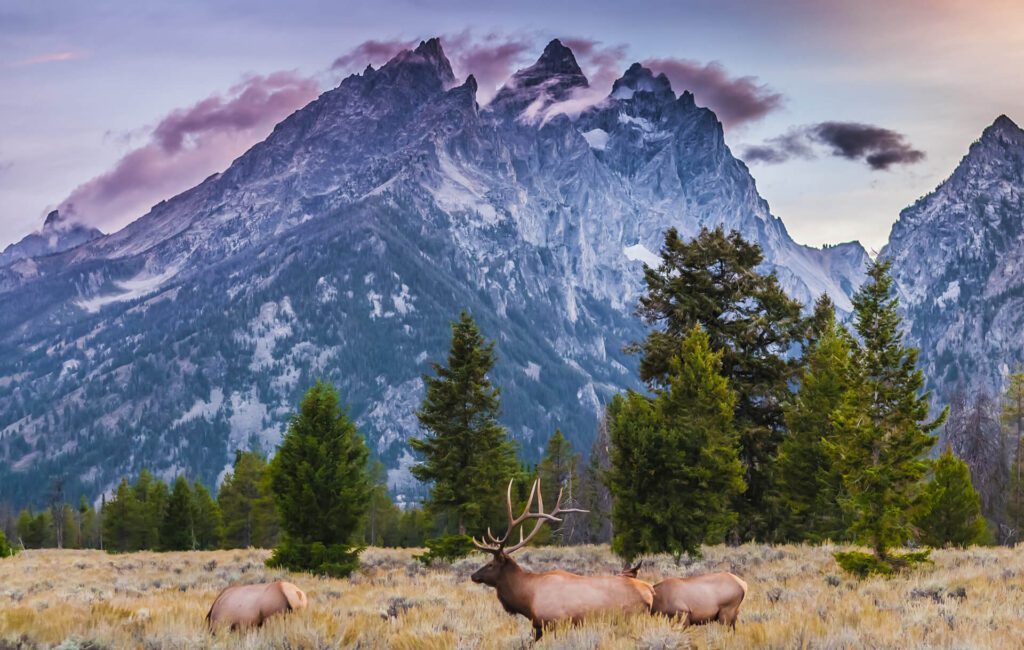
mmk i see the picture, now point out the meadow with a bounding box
[1,544,1022,649]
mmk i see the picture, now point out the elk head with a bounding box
[470,478,584,586]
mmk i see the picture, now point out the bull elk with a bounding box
[206,580,308,630]
[470,478,655,640]
[651,572,748,628]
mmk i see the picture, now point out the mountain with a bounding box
[0,210,102,268]
[0,39,867,507]
[882,115,1024,403]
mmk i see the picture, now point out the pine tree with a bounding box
[535,430,581,545]
[1003,372,1024,542]
[826,260,944,565]
[915,448,989,548]
[191,482,223,550]
[609,326,746,562]
[161,476,196,551]
[267,381,372,577]
[102,479,134,552]
[364,460,397,547]
[130,470,168,550]
[635,226,803,540]
[219,450,279,548]
[411,311,519,535]
[776,309,854,542]
[573,416,613,545]
[943,389,1007,538]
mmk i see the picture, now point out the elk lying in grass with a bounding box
[206,580,308,630]
[651,572,748,628]
[470,479,655,640]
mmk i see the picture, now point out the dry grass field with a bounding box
[1,543,1023,649]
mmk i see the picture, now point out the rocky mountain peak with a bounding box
[43,209,63,228]
[611,63,674,100]
[380,37,456,89]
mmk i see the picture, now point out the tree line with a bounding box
[3,226,1014,579]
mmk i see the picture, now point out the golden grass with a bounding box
[1,543,1022,649]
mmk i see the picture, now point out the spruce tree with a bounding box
[219,450,279,548]
[635,226,802,539]
[411,311,518,535]
[161,476,196,551]
[608,326,746,562]
[268,381,372,577]
[102,479,134,552]
[826,260,944,566]
[191,482,223,550]
[536,430,581,544]
[1003,372,1024,541]
[915,448,989,548]
[776,308,854,542]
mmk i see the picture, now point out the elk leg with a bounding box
[533,624,544,641]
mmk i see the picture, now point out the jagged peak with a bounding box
[381,36,456,86]
[43,209,63,228]
[534,39,585,78]
[611,63,674,100]
[980,113,1024,145]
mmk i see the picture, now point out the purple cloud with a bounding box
[741,122,925,170]
[60,72,319,230]
[331,38,418,71]
[642,57,783,127]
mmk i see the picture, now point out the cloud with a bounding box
[331,38,418,71]
[811,121,926,169]
[741,122,925,170]
[642,58,782,127]
[10,50,86,66]
[60,72,319,231]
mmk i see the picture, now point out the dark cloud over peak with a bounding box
[642,57,783,127]
[742,121,925,170]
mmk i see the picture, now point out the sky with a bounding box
[2,0,1023,252]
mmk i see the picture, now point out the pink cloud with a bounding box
[11,50,87,67]
[60,72,319,231]
[642,57,783,127]
[331,38,419,71]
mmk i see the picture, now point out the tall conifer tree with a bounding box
[635,226,802,539]
[268,381,372,577]
[609,326,745,562]
[411,311,518,535]
[826,260,944,563]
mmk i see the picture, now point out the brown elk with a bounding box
[470,479,655,640]
[651,572,748,628]
[206,580,308,630]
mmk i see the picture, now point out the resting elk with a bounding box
[470,479,655,640]
[651,572,748,628]
[206,580,308,630]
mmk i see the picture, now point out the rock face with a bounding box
[882,115,1024,403]
[0,39,867,506]
[0,210,102,268]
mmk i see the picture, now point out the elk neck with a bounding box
[494,556,535,616]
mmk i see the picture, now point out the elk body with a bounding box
[206,580,308,630]
[651,572,748,628]
[471,479,655,640]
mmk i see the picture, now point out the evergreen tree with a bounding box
[364,460,397,547]
[915,448,989,548]
[574,415,613,545]
[826,260,944,564]
[102,479,134,552]
[219,451,279,548]
[161,476,196,551]
[536,430,581,544]
[191,482,223,550]
[267,381,372,577]
[608,326,746,562]
[635,226,803,539]
[131,470,168,550]
[1003,372,1024,542]
[775,309,854,542]
[0,529,15,557]
[943,389,1007,538]
[79,496,100,549]
[411,311,519,535]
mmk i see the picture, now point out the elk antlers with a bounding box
[472,478,587,555]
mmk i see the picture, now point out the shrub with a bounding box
[414,535,475,566]
[0,530,18,558]
[834,549,932,578]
